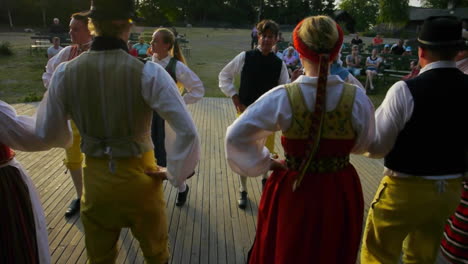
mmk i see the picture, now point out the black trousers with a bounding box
[151,112,167,167]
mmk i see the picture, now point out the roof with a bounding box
[408,6,468,21]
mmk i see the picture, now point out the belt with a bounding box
[286,155,350,173]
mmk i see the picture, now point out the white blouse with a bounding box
[0,101,52,264]
[152,55,205,105]
[225,75,376,177]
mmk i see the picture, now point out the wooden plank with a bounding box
[11,99,447,264]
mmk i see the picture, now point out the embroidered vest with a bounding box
[63,49,152,158]
[282,83,356,173]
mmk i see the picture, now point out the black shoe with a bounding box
[261,178,267,190]
[65,198,80,217]
[238,191,248,209]
[176,185,189,207]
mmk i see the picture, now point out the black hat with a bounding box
[81,0,141,21]
[417,16,464,49]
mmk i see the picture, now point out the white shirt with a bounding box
[35,60,200,187]
[47,45,63,59]
[42,45,74,88]
[0,101,55,151]
[218,49,290,98]
[225,75,375,177]
[456,57,468,74]
[366,60,462,179]
[152,55,205,104]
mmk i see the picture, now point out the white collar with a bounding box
[152,54,172,63]
[419,60,457,74]
[294,74,343,85]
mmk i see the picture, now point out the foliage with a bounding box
[23,93,43,102]
[0,41,13,56]
[339,0,379,31]
[378,0,409,24]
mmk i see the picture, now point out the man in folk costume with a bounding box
[360,16,468,263]
[35,0,200,263]
[219,19,289,209]
[0,100,67,264]
[42,12,93,217]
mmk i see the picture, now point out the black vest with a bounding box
[239,49,282,107]
[384,67,468,176]
[165,57,178,82]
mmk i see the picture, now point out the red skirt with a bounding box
[248,165,364,264]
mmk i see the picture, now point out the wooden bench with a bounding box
[382,69,410,84]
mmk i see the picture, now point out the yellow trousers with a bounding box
[64,121,84,170]
[360,175,462,264]
[81,151,169,264]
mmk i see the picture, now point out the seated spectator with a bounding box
[365,48,383,92]
[381,44,391,54]
[391,39,405,55]
[283,47,299,74]
[402,46,412,56]
[346,45,362,76]
[351,33,363,46]
[402,60,420,81]
[49,18,66,35]
[127,40,138,57]
[372,34,384,45]
[47,37,64,59]
[331,55,364,89]
[132,37,150,58]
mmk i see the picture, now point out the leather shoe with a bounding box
[65,198,80,217]
[238,191,248,209]
[176,185,189,207]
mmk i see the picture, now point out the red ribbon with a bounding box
[293,19,344,64]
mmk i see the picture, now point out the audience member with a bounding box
[373,34,384,45]
[251,25,258,49]
[391,39,405,55]
[346,45,362,76]
[47,37,64,59]
[283,47,299,73]
[381,44,391,54]
[132,37,150,58]
[365,48,383,92]
[351,33,363,46]
[127,40,138,57]
[401,60,421,81]
[49,18,66,34]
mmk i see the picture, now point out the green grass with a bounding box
[0,45,47,103]
[0,28,392,107]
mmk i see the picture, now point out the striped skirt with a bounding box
[441,183,468,263]
[0,165,39,264]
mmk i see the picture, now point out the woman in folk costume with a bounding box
[150,27,205,206]
[34,0,200,263]
[0,101,63,264]
[42,12,93,217]
[225,16,375,263]
[440,41,468,264]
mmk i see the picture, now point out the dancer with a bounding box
[35,0,200,262]
[219,19,289,209]
[42,12,93,217]
[360,16,468,264]
[150,27,205,206]
[225,16,375,263]
[1,100,61,264]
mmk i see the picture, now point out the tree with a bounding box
[378,0,409,24]
[339,0,379,31]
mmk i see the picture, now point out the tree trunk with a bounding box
[7,8,13,29]
[42,8,47,29]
